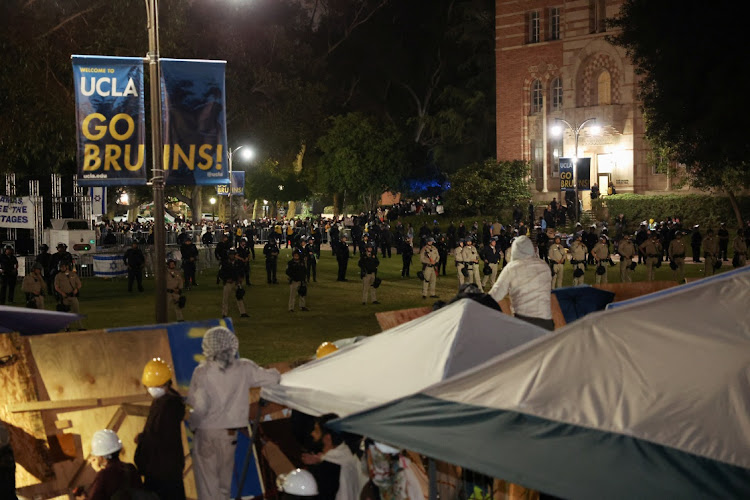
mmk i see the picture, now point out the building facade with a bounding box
[496,0,669,204]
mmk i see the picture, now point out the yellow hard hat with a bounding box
[315,342,338,359]
[142,358,172,387]
[649,218,654,224]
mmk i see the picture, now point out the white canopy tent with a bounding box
[332,266,750,499]
[261,299,549,417]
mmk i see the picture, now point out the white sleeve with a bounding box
[244,359,281,387]
[187,367,210,425]
[489,265,511,302]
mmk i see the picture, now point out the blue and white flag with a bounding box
[93,254,128,278]
[89,187,107,216]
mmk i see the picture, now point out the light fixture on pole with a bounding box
[209,197,216,223]
[227,145,254,234]
[550,117,598,221]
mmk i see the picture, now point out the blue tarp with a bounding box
[0,305,84,334]
[551,285,615,323]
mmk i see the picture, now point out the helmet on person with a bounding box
[316,341,338,359]
[57,242,67,249]
[141,358,172,387]
[228,249,237,255]
[278,469,318,496]
[32,262,43,271]
[426,237,435,243]
[91,429,122,457]
[167,258,177,265]
[4,244,13,251]
[40,244,49,251]
[374,442,401,455]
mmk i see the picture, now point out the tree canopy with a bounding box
[445,159,531,216]
[609,0,750,224]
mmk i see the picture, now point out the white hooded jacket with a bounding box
[489,235,552,319]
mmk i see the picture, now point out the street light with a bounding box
[209,197,216,223]
[228,145,253,234]
[550,117,598,221]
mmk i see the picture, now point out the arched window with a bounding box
[531,80,543,113]
[551,77,563,110]
[597,71,611,105]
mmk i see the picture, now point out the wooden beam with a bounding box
[54,420,72,430]
[7,394,150,413]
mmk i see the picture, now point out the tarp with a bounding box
[551,285,615,323]
[0,305,85,334]
[261,299,548,417]
[332,266,750,499]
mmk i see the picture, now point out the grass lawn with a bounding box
[32,247,736,366]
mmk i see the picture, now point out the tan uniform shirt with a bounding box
[640,240,661,258]
[454,246,464,263]
[570,241,587,262]
[166,270,184,293]
[618,239,636,259]
[420,245,440,266]
[703,235,719,257]
[22,274,45,295]
[54,272,82,296]
[463,246,479,264]
[668,239,686,260]
[592,242,609,261]
[549,243,565,264]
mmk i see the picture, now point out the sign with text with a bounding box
[576,158,591,191]
[160,59,229,186]
[559,157,574,191]
[216,171,245,196]
[72,55,147,186]
[0,196,36,229]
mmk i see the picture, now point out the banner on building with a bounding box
[559,158,574,191]
[0,196,36,229]
[576,158,591,191]
[160,59,229,186]
[216,171,245,196]
[89,187,107,216]
[72,55,146,187]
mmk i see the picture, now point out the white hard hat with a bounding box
[279,469,318,496]
[374,441,401,455]
[91,429,122,457]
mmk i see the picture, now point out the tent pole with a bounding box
[428,457,437,500]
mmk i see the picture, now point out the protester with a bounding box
[78,429,142,500]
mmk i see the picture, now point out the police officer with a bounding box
[461,238,483,291]
[219,249,249,318]
[617,234,636,283]
[0,245,18,304]
[237,238,252,286]
[123,241,146,293]
[48,243,73,290]
[733,228,748,267]
[668,231,687,282]
[639,233,662,281]
[359,244,380,305]
[401,238,414,277]
[286,250,309,312]
[22,262,46,309]
[536,227,549,263]
[35,244,53,294]
[54,261,84,330]
[420,237,440,299]
[336,235,349,281]
[718,222,730,261]
[591,236,610,284]
[549,235,566,289]
[304,238,317,282]
[166,259,185,322]
[454,239,466,288]
[570,234,588,285]
[691,225,702,263]
[436,235,449,276]
[482,237,502,288]
[703,229,719,277]
[215,234,231,284]
[263,238,280,284]
[180,236,199,289]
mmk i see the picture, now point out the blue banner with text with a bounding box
[72,55,146,186]
[160,59,229,186]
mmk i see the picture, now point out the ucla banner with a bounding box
[72,55,146,186]
[160,59,229,186]
[216,171,245,196]
[559,157,574,191]
[576,158,591,190]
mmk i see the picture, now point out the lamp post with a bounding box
[227,146,254,236]
[209,197,216,223]
[550,118,599,221]
[145,0,167,322]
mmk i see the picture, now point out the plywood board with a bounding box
[376,306,433,331]
[593,281,679,302]
[0,332,54,487]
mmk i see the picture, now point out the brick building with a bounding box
[495,0,669,205]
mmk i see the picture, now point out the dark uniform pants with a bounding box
[402,255,411,276]
[266,258,277,283]
[128,267,144,292]
[183,262,197,287]
[306,260,317,281]
[337,258,348,280]
[0,274,17,304]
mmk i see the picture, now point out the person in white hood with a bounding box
[489,235,554,330]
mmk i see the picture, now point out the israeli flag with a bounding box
[89,187,106,216]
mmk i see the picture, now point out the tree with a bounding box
[445,159,531,216]
[609,1,750,226]
[316,112,407,212]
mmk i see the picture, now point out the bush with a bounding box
[592,194,750,233]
